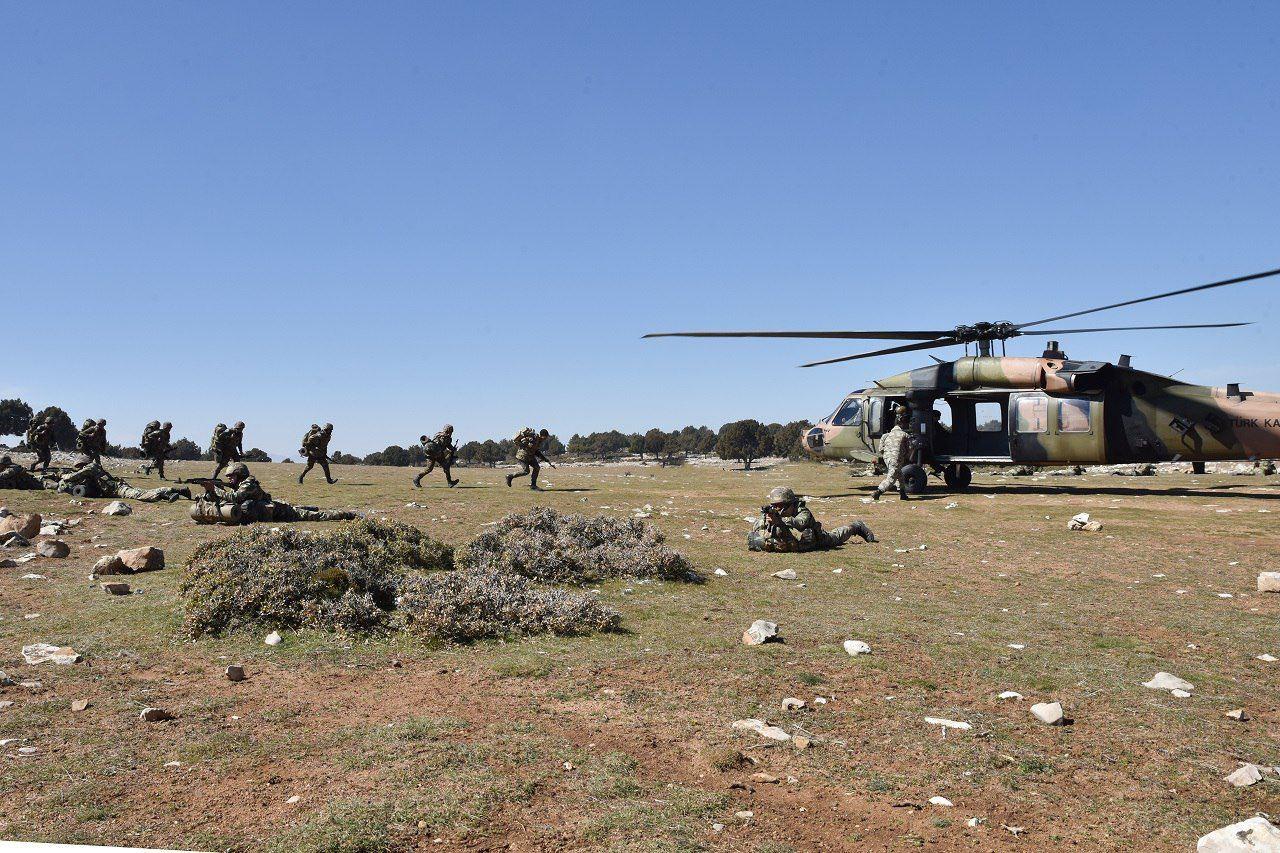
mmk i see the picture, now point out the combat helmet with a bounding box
[767,486,798,505]
[226,462,250,481]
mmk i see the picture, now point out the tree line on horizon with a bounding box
[0,398,812,470]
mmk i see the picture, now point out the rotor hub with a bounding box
[951,322,1018,343]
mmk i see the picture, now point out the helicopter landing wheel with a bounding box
[901,464,928,495]
[943,463,972,490]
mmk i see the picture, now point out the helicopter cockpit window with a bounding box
[1058,398,1091,433]
[1014,395,1049,433]
[830,397,863,426]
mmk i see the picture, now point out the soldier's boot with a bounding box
[871,488,883,501]
[505,474,515,487]
[850,520,877,542]
[413,473,424,488]
[529,470,541,491]
[898,484,910,501]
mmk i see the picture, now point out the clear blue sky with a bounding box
[4,2,1278,457]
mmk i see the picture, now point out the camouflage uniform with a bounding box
[140,421,173,479]
[210,421,244,479]
[201,463,355,523]
[506,428,551,490]
[53,461,191,502]
[25,417,53,473]
[0,455,44,490]
[299,423,337,484]
[873,414,912,501]
[414,425,459,488]
[76,419,102,464]
[747,487,876,552]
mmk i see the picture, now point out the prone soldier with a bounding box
[192,462,356,524]
[872,408,913,501]
[52,459,192,502]
[0,455,45,490]
[140,421,173,479]
[298,423,338,484]
[748,487,877,552]
[25,415,54,474]
[414,424,459,488]
[506,427,555,491]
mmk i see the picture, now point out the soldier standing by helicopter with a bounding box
[872,408,912,501]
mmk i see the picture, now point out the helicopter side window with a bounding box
[1014,395,1049,433]
[830,398,862,426]
[867,398,885,437]
[1057,398,1091,433]
[974,402,1003,432]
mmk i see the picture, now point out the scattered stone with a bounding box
[771,568,797,581]
[1030,701,1065,725]
[1067,512,1103,532]
[742,620,779,645]
[287,795,301,804]
[139,707,173,722]
[101,582,131,596]
[18,746,38,755]
[751,772,779,784]
[998,691,1022,700]
[714,568,727,576]
[0,513,41,540]
[36,540,70,558]
[264,631,283,646]
[1171,688,1193,698]
[0,559,16,568]
[0,671,13,686]
[924,717,972,731]
[1257,654,1278,663]
[792,735,812,750]
[71,698,89,712]
[1196,815,1280,852]
[117,546,164,572]
[782,697,805,712]
[731,718,791,742]
[226,665,245,682]
[734,811,754,820]
[1,532,31,549]
[22,644,82,665]
[1223,763,1264,788]
[1142,672,1194,692]
[843,640,872,656]
[967,817,985,828]
[103,501,132,516]
[1226,708,1249,722]
[93,555,126,576]
[1257,572,1280,593]
[929,796,954,807]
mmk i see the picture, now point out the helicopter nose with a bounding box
[805,426,825,451]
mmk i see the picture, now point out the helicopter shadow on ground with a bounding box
[816,490,951,502]
[978,482,1280,501]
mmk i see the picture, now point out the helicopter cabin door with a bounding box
[1008,392,1105,464]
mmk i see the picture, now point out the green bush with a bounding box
[461,507,702,585]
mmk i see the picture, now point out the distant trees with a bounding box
[0,399,33,438]
[330,451,361,465]
[32,406,77,450]
[243,448,273,463]
[769,420,813,461]
[169,438,203,460]
[716,419,773,469]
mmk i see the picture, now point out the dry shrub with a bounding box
[182,519,452,637]
[461,507,702,585]
[395,568,620,642]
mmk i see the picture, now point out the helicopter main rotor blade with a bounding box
[1017,267,1280,330]
[1017,321,1251,335]
[799,338,961,368]
[643,330,950,340]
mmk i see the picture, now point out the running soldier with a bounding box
[209,421,244,479]
[25,415,54,474]
[140,421,173,479]
[506,427,555,490]
[298,423,337,484]
[414,424,459,488]
[748,486,877,552]
[76,419,101,464]
[872,408,913,501]
[194,462,355,524]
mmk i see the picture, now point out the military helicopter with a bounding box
[646,267,1280,494]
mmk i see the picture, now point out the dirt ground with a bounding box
[1,458,1278,851]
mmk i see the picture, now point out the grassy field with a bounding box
[1,458,1278,851]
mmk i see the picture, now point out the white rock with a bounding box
[139,707,173,722]
[771,569,797,580]
[998,691,1022,700]
[1142,672,1194,692]
[22,644,81,665]
[713,568,727,576]
[924,717,971,731]
[1030,701,1065,725]
[742,620,778,646]
[1256,654,1278,663]
[1171,689,1192,698]
[843,640,872,656]
[103,501,131,516]
[1258,572,1280,593]
[1197,815,1280,851]
[731,718,791,742]
[735,811,754,820]
[967,817,985,828]
[1223,764,1264,788]
[264,631,283,646]
[929,796,953,807]
[1226,709,1249,721]
[781,697,806,712]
